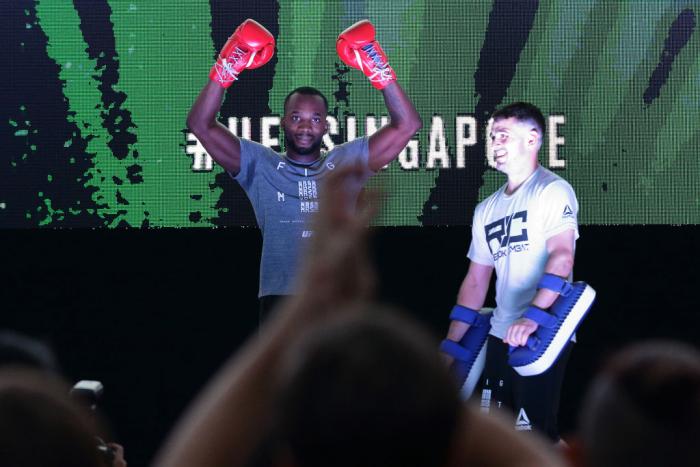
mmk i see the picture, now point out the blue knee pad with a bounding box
[509,274,596,376]
[440,305,492,398]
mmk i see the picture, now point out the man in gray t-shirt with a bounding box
[234,136,371,299]
[186,19,422,319]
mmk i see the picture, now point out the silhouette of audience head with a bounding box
[575,340,700,467]
[0,369,106,467]
[275,305,461,467]
[0,330,59,372]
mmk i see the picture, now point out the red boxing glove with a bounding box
[336,20,396,90]
[210,19,275,88]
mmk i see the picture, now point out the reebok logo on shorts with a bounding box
[515,408,532,431]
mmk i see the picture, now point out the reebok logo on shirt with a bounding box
[562,204,574,219]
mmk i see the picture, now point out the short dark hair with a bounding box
[0,369,104,467]
[283,86,329,114]
[0,331,59,373]
[276,306,461,467]
[491,102,546,136]
[579,340,700,467]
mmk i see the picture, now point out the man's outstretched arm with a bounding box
[368,82,422,171]
[187,81,241,174]
[336,20,422,171]
[186,19,275,175]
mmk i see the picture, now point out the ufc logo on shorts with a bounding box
[485,210,528,254]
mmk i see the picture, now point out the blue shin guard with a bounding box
[440,306,493,398]
[509,274,596,376]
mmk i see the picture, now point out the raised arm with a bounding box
[186,19,275,175]
[336,20,422,172]
[187,81,241,174]
[367,82,422,171]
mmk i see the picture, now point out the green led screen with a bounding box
[2,0,699,227]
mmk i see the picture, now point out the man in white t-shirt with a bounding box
[443,102,579,442]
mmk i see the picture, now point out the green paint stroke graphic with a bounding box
[370,0,492,226]
[480,0,598,199]
[108,0,221,226]
[479,0,700,224]
[36,0,221,226]
[30,0,700,226]
[35,1,118,224]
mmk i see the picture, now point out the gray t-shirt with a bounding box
[234,137,371,297]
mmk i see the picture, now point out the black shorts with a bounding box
[478,335,573,441]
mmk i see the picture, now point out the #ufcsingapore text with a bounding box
[186,115,566,171]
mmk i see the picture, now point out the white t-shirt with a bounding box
[468,166,579,339]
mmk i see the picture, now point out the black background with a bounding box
[1,225,698,466]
